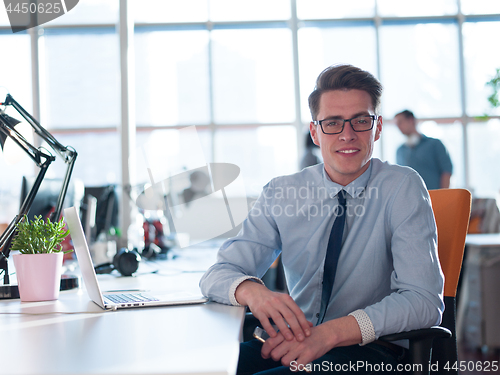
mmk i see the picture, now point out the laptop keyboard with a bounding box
[105,293,159,304]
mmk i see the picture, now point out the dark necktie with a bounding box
[317,190,347,325]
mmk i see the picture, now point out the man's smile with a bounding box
[337,148,359,154]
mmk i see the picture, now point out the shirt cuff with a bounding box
[348,309,376,346]
[229,276,265,306]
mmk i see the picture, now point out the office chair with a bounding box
[243,189,472,375]
[379,188,472,375]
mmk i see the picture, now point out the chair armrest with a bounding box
[244,311,260,328]
[379,326,451,342]
[379,327,452,375]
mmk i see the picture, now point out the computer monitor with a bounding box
[81,185,119,243]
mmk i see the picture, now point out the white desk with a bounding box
[465,233,500,247]
[0,246,245,375]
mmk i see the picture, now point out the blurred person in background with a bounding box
[395,110,452,189]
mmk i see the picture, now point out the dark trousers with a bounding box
[237,339,407,374]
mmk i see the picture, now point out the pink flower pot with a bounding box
[13,253,64,302]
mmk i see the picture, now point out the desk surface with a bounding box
[0,246,245,375]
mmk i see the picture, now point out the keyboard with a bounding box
[104,293,159,304]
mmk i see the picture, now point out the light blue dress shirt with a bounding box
[200,158,444,341]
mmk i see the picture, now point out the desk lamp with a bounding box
[0,94,77,300]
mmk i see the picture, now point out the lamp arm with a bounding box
[0,116,55,168]
[0,118,55,273]
[4,94,73,163]
[51,148,77,222]
[2,94,78,222]
[0,157,52,285]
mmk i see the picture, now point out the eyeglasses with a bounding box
[313,115,378,135]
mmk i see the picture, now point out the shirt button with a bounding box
[316,313,320,318]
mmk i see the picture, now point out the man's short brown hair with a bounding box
[308,64,383,121]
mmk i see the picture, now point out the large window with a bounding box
[1,0,500,225]
[463,20,500,117]
[379,21,461,118]
[135,28,211,127]
[0,32,32,223]
[211,26,295,125]
[468,119,500,197]
[42,28,120,129]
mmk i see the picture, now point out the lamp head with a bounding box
[0,113,22,147]
[0,113,34,164]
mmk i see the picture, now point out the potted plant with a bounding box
[11,215,71,302]
[486,68,500,110]
[477,68,500,121]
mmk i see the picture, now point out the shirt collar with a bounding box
[322,161,373,199]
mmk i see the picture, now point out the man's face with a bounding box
[310,89,382,186]
[395,114,415,136]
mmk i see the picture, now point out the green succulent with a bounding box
[11,215,71,255]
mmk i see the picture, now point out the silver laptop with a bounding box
[64,206,208,310]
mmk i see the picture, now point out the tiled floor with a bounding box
[458,342,500,374]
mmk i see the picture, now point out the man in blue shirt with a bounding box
[395,110,453,190]
[200,65,444,374]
